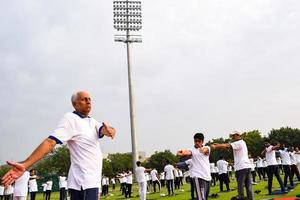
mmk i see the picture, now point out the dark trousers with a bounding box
[45,190,52,200]
[179,177,183,186]
[160,179,165,188]
[219,173,230,191]
[101,185,108,196]
[236,168,253,200]
[69,188,99,200]
[4,195,12,200]
[30,192,37,200]
[251,170,256,183]
[267,165,285,194]
[174,177,180,189]
[291,164,300,180]
[283,165,294,187]
[257,167,265,180]
[121,183,126,195]
[0,195,3,200]
[190,178,195,199]
[193,177,210,200]
[166,179,174,196]
[60,187,67,200]
[152,180,160,193]
[126,184,132,198]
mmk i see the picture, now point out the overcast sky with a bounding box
[1,0,300,165]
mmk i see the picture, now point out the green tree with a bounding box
[268,127,300,148]
[207,138,233,163]
[241,130,265,157]
[144,150,179,172]
[108,153,132,175]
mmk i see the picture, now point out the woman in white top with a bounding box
[28,169,39,200]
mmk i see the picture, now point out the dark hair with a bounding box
[136,161,141,166]
[219,156,224,160]
[194,133,204,141]
[166,159,170,164]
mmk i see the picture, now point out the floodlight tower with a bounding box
[113,0,142,175]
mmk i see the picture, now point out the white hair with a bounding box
[71,92,80,105]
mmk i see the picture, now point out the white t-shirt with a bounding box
[228,165,232,172]
[13,171,30,197]
[59,176,67,188]
[230,140,251,171]
[249,158,255,171]
[4,185,13,195]
[174,169,179,178]
[164,164,175,180]
[185,159,194,178]
[29,175,38,192]
[295,152,300,163]
[49,112,103,190]
[256,158,263,168]
[216,160,228,175]
[159,172,165,180]
[150,169,158,181]
[42,183,47,192]
[265,146,278,166]
[135,166,146,183]
[126,173,133,184]
[290,152,297,165]
[178,170,183,177]
[0,186,4,195]
[102,177,108,186]
[46,181,53,191]
[189,147,211,181]
[210,163,216,173]
[279,149,291,165]
[111,178,115,184]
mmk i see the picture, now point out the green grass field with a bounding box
[32,177,300,200]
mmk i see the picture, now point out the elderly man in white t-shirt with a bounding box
[211,131,253,200]
[2,91,116,200]
[261,141,285,195]
[177,133,211,200]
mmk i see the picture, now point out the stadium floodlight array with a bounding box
[113,0,142,43]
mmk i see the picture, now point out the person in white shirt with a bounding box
[150,168,160,193]
[211,131,253,200]
[289,147,300,181]
[101,175,109,197]
[295,147,300,173]
[261,141,285,194]
[110,178,116,191]
[210,163,216,186]
[177,133,211,200]
[1,91,116,200]
[59,172,67,200]
[164,160,175,197]
[42,183,47,199]
[173,168,180,190]
[159,172,165,188]
[277,157,283,175]
[256,156,265,181]
[135,161,151,200]
[0,183,4,200]
[116,172,127,196]
[227,164,233,180]
[45,179,53,200]
[13,171,30,200]
[185,159,195,200]
[125,170,133,198]
[4,185,13,200]
[28,170,39,200]
[216,156,230,192]
[178,169,184,186]
[249,156,257,184]
[278,144,294,188]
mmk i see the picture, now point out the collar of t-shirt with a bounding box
[73,111,90,118]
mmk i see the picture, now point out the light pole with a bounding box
[113,0,142,176]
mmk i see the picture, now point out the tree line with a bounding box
[1,126,300,178]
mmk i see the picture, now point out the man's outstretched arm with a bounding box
[210,143,231,150]
[2,138,56,186]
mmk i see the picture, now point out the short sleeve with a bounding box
[266,146,272,153]
[49,114,74,144]
[230,141,240,150]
